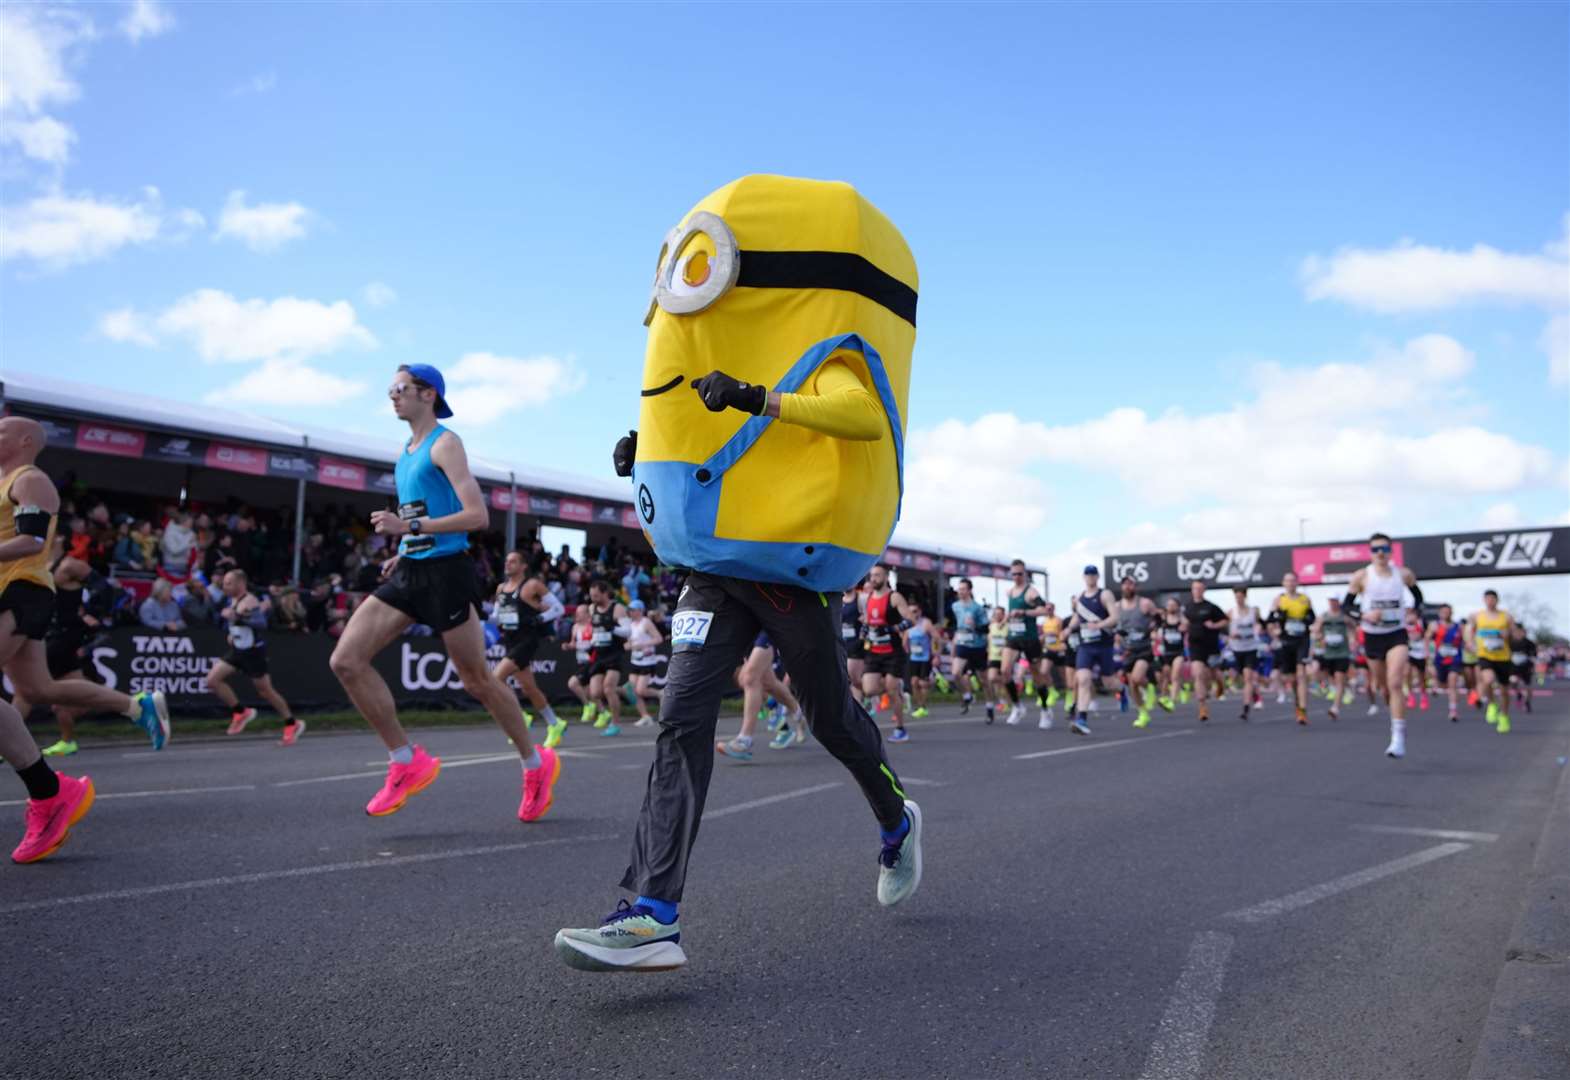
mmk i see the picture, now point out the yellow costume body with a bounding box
[632,175,917,592]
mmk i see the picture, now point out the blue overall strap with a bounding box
[693,333,905,512]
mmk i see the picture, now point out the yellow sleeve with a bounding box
[776,355,885,441]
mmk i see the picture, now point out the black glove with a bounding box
[691,371,767,415]
[612,430,637,477]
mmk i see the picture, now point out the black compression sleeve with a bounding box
[14,510,50,539]
[1409,583,1425,611]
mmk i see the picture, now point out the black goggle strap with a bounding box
[736,250,918,328]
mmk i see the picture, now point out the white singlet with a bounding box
[1361,564,1407,636]
[1229,606,1261,652]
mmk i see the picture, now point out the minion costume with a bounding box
[555,175,923,973]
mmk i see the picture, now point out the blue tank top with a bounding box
[951,600,985,647]
[394,425,467,560]
[908,622,932,662]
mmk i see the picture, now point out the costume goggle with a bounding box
[643,211,918,328]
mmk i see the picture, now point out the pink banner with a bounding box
[621,507,641,530]
[1293,541,1406,585]
[76,421,145,458]
[205,441,268,476]
[489,487,523,512]
[317,458,367,491]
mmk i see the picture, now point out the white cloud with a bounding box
[1301,220,1570,313]
[0,187,178,268]
[120,1,174,44]
[900,335,1563,572]
[215,190,310,252]
[442,353,586,423]
[204,359,364,407]
[1542,313,1569,386]
[1479,502,1524,530]
[0,6,89,166]
[231,71,277,96]
[362,281,397,308]
[103,289,376,362]
[99,306,155,346]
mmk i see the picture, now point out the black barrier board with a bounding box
[1106,526,1568,593]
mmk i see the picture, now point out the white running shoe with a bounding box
[1088,698,1100,713]
[1366,703,1380,716]
[1006,704,1023,725]
[1276,692,1287,704]
[1385,730,1405,758]
[634,716,655,728]
[1038,710,1053,730]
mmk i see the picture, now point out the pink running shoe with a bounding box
[279,719,306,747]
[519,746,561,823]
[1420,694,1430,711]
[227,708,257,736]
[12,774,95,864]
[365,746,441,817]
[1405,693,1416,709]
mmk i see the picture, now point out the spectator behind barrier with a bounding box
[139,579,186,632]
[160,512,197,578]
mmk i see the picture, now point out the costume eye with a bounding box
[643,211,740,326]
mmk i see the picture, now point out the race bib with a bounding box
[633,648,654,663]
[1165,629,1183,645]
[670,610,714,648]
[1043,632,1058,646]
[1127,629,1146,642]
[1007,619,1027,636]
[1324,632,1345,646]
[1285,619,1306,636]
[228,624,254,650]
[1438,645,1458,658]
[497,610,520,630]
[1512,652,1527,666]
[592,629,613,646]
[841,623,857,640]
[1081,626,1102,642]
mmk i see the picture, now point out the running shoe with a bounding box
[600,723,621,738]
[580,705,596,724]
[1449,709,1458,723]
[1497,713,1512,734]
[593,710,610,730]
[1240,706,1250,722]
[280,719,306,747]
[1158,697,1175,712]
[1118,688,1129,713]
[11,773,95,864]
[1385,731,1405,758]
[1468,690,1480,708]
[1070,716,1090,736]
[959,697,971,716]
[1405,693,1416,709]
[1046,688,1060,707]
[935,675,951,694]
[555,899,686,973]
[879,693,890,711]
[889,726,911,743]
[794,717,807,744]
[1524,693,1533,715]
[764,707,779,731]
[769,726,793,750]
[1132,710,1150,729]
[543,719,568,748]
[1328,706,1340,721]
[1295,708,1308,726]
[984,703,995,724]
[519,746,561,822]
[1366,704,1379,717]
[40,739,77,757]
[135,691,170,750]
[1039,706,1053,729]
[1179,688,1192,705]
[912,707,929,718]
[1198,705,1209,723]
[716,738,754,762]
[1343,690,1355,706]
[1419,694,1430,711]
[1005,704,1023,726]
[522,712,535,730]
[1276,692,1287,705]
[633,715,655,728]
[876,801,923,907]
[227,707,256,736]
[1486,702,1499,726]
[365,746,441,817]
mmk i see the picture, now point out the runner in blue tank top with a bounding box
[1066,565,1118,736]
[329,364,561,823]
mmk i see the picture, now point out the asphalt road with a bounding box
[3,685,1566,1080]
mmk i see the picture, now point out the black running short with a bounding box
[1511,662,1532,681]
[953,645,988,671]
[1232,650,1259,671]
[0,581,54,641]
[1320,657,1350,675]
[45,633,86,678]
[909,659,933,679]
[587,651,626,680]
[844,638,865,659]
[1482,658,1514,682]
[986,659,1003,670]
[864,651,908,679]
[1363,632,1407,664]
[1189,639,1221,665]
[1408,656,1427,672]
[1277,636,1310,674]
[1005,638,1043,662]
[222,645,269,679]
[374,554,481,633]
[503,634,543,667]
[1121,650,1154,674]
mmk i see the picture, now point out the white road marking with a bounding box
[274,753,521,788]
[897,776,947,787]
[1137,931,1235,1080]
[705,783,842,819]
[1013,730,1193,760]
[0,781,841,915]
[1223,842,1471,924]
[1353,824,1499,843]
[0,783,256,808]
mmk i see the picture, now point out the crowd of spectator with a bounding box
[54,473,675,639]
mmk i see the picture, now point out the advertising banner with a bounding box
[204,441,269,476]
[145,433,209,465]
[75,419,146,458]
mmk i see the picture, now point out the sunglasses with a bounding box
[1370,544,1392,554]
[388,381,431,399]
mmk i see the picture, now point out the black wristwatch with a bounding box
[408,518,423,536]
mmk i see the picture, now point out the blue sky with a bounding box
[2,1,1567,623]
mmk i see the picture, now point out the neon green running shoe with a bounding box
[543,719,567,749]
[1180,689,1192,705]
[912,706,929,718]
[934,675,951,693]
[555,900,687,972]
[522,712,535,730]
[1158,697,1175,712]
[593,710,611,730]
[579,705,596,724]
[1485,702,1499,726]
[1496,712,1511,734]
[1133,710,1151,729]
[1024,680,1036,697]
[1047,688,1060,707]
[41,739,78,757]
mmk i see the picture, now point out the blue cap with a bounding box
[403,363,453,418]
[1083,565,1099,575]
[629,599,646,610]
